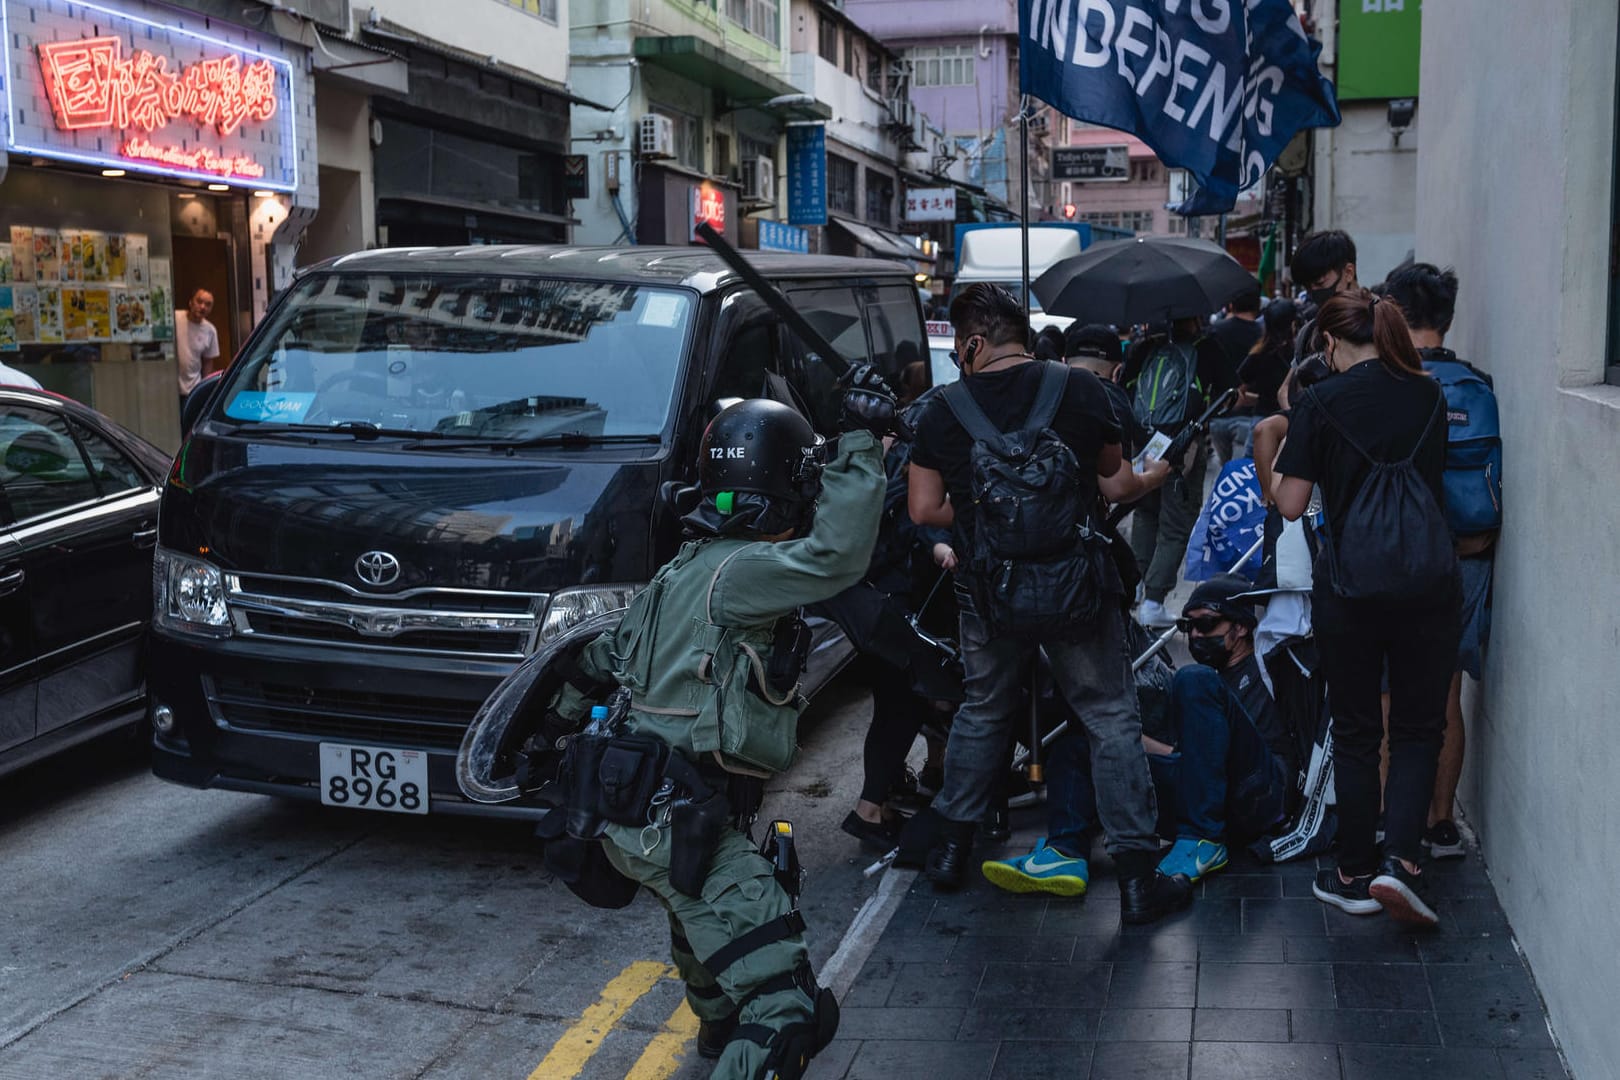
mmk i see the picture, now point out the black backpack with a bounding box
[1306,385,1458,602]
[942,364,1108,638]
[1131,340,1202,430]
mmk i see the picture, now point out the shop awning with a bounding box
[633,37,833,120]
[829,216,925,262]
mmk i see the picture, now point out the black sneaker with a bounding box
[926,835,973,892]
[840,811,899,852]
[980,806,1011,844]
[1423,819,1466,859]
[1312,868,1381,915]
[1369,856,1440,927]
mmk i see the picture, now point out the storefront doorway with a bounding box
[170,235,236,375]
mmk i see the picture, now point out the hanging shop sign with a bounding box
[757,220,809,254]
[691,182,727,240]
[785,122,827,227]
[1052,145,1130,182]
[904,187,956,222]
[1,0,300,191]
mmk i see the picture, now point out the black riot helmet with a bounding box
[685,399,824,538]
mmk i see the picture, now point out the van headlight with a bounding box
[537,585,641,647]
[154,548,233,637]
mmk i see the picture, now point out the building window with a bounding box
[818,15,839,64]
[845,31,860,79]
[907,45,975,88]
[651,107,703,171]
[725,0,779,45]
[1131,160,1160,183]
[495,0,558,23]
[828,154,857,215]
[867,52,886,95]
[865,168,894,227]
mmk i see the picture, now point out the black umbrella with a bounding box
[1032,235,1257,326]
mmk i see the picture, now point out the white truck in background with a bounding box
[949,222,1109,335]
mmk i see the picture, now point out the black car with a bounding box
[1,387,171,777]
[149,245,930,819]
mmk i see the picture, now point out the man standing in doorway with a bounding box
[176,289,221,411]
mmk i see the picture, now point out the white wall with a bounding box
[1417,3,1619,1078]
[365,0,569,86]
[1314,100,1417,284]
[787,53,893,161]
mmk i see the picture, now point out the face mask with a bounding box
[1306,286,1338,307]
[1188,634,1234,669]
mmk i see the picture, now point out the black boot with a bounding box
[980,804,1011,844]
[926,820,975,892]
[1120,872,1192,925]
[697,1012,738,1060]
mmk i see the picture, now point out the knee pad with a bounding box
[757,987,839,1080]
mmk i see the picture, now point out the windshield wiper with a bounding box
[403,432,662,451]
[227,421,450,441]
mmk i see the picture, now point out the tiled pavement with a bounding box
[812,826,1571,1080]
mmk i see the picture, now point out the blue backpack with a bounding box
[1422,349,1502,535]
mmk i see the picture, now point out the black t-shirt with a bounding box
[1238,342,1292,417]
[1221,651,1288,765]
[1273,359,1448,551]
[911,361,1120,537]
[1099,377,1149,459]
[1211,316,1263,370]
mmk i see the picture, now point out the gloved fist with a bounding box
[839,364,902,437]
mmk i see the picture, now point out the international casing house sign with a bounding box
[1,0,299,190]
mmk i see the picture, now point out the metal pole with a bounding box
[1019,96,1031,313]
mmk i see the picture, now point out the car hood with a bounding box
[159,430,666,594]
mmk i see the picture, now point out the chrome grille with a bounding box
[207,676,472,751]
[224,572,546,659]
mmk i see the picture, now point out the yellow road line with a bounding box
[623,999,703,1080]
[528,960,670,1080]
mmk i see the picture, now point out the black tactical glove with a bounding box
[839,364,909,439]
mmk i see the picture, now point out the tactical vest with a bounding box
[603,537,806,777]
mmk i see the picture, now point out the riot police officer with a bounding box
[549,368,901,1079]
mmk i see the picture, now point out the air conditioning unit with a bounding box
[741,156,775,203]
[637,114,675,159]
[887,97,913,127]
[910,109,928,149]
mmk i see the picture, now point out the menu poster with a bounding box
[127,234,149,288]
[63,286,88,341]
[60,230,81,282]
[150,258,174,341]
[85,288,112,341]
[126,291,153,343]
[113,289,140,341]
[84,232,108,284]
[13,286,37,343]
[108,235,128,283]
[33,229,60,282]
[0,288,15,350]
[35,285,63,343]
[11,227,35,283]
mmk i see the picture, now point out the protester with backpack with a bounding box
[1383,263,1501,860]
[1122,316,1237,627]
[907,284,1190,924]
[1273,290,1461,927]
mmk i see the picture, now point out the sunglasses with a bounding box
[1176,614,1228,634]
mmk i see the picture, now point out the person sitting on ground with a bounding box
[982,575,1293,897]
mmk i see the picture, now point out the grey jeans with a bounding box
[1129,441,1209,603]
[932,603,1160,858]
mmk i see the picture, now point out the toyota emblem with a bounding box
[355,550,402,587]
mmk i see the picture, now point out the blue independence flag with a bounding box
[1020,0,1340,214]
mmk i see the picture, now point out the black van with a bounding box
[148,245,929,818]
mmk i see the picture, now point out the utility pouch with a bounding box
[668,790,730,898]
[750,614,811,700]
[596,734,670,827]
[559,734,612,839]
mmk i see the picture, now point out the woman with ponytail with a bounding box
[1272,288,1460,928]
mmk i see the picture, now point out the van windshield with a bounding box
[217,273,696,441]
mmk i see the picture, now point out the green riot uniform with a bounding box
[558,428,885,1078]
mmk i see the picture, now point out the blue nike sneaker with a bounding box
[1157,838,1229,884]
[981,839,1088,897]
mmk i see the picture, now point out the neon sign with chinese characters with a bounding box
[1,0,298,191]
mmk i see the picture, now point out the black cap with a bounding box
[1183,574,1258,628]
